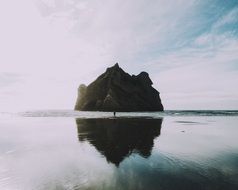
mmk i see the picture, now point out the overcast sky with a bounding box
[0,0,238,111]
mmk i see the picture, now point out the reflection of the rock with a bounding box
[76,118,162,166]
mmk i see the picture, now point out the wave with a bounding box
[9,110,238,118]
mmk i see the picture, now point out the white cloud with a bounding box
[0,0,237,111]
[149,34,238,109]
[212,6,238,31]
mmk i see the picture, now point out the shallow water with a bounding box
[0,110,238,190]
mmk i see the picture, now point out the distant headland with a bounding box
[74,63,163,112]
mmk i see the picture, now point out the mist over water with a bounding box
[0,110,238,190]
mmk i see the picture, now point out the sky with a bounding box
[0,0,238,111]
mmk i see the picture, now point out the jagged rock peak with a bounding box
[75,63,164,112]
[105,63,123,73]
[113,62,119,68]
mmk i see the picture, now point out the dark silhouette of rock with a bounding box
[75,63,163,111]
[76,118,162,166]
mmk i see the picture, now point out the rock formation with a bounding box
[75,63,163,111]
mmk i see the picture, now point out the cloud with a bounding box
[147,26,238,109]
[35,0,200,67]
[0,0,237,110]
[0,73,24,88]
[212,6,238,33]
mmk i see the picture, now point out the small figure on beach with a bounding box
[113,111,116,117]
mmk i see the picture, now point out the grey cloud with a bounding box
[0,73,24,88]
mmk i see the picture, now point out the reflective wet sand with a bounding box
[0,112,238,190]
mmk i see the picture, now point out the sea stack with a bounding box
[75,63,164,112]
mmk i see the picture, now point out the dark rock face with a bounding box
[76,118,162,166]
[75,63,163,111]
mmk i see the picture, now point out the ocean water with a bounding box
[0,110,238,190]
